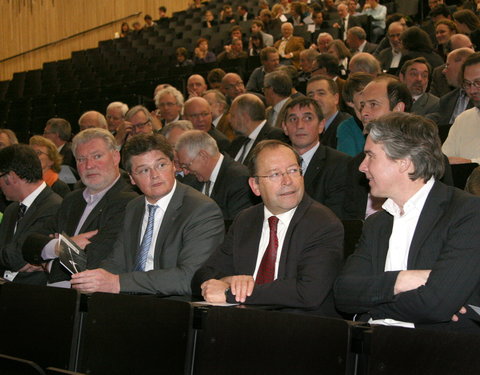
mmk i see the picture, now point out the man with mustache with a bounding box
[399,57,439,116]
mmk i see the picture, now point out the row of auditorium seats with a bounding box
[1,281,480,375]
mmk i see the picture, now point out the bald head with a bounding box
[187,74,207,97]
[221,73,246,101]
[448,34,474,52]
[183,97,213,132]
[78,111,108,131]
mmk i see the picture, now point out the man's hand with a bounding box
[71,269,120,294]
[394,270,431,295]
[115,121,133,147]
[452,306,467,322]
[223,275,255,303]
[200,279,229,303]
[448,156,472,165]
[69,230,99,250]
[18,263,44,272]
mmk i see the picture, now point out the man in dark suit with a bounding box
[307,75,351,149]
[376,21,404,75]
[71,134,225,295]
[192,140,343,315]
[23,128,138,285]
[228,94,286,166]
[0,145,62,285]
[346,26,377,54]
[183,97,231,153]
[281,97,351,218]
[175,130,255,220]
[335,112,480,333]
[332,3,362,41]
[399,57,439,116]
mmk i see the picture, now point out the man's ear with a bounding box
[398,158,412,174]
[392,102,405,113]
[248,177,261,197]
[128,173,137,186]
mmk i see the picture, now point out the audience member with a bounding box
[207,68,226,90]
[335,111,480,334]
[313,32,333,53]
[120,22,130,38]
[194,38,216,64]
[217,38,248,62]
[247,47,280,93]
[175,47,194,68]
[43,118,76,172]
[154,86,184,127]
[237,5,254,22]
[333,3,362,41]
[176,130,254,220]
[187,74,208,98]
[361,0,387,42]
[202,10,217,28]
[377,21,405,75]
[349,52,381,75]
[202,89,234,140]
[0,144,62,285]
[435,19,458,60]
[106,101,128,135]
[274,22,305,68]
[264,71,293,128]
[327,40,352,78]
[281,96,351,218]
[346,26,378,54]
[78,111,108,131]
[70,133,224,295]
[143,14,156,28]
[221,73,246,103]
[192,139,343,315]
[251,20,274,47]
[248,32,265,56]
[453,9,480,50]
[219,4,235,24]
[400,26,444,69]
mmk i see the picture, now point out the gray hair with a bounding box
[45,118,71,141]
[348,26,367,41]
[349,52,381,75]
[125,105,154,123]
[78,111,108,129]
[232,93,265,121]
[106,101,129,116]
[203,89,229,111]
[175,130,219,158]
[154,86,185,108]
[72,128,117,157]
[163,120,194,138]
[366,112,444,182]
[264,71,292,98]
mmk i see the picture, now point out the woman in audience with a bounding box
[400,26,444,69]
[188,0,204,10]
[435,20,458,60]
[193,38,217,64]
[29,136,70,198]
[202,10,217,28]
[453,9,480,50]
[248,32,265,56]
[175,47,194,67]
[327,40,352,79]
[120,22,131,38]
[336,72,374,156]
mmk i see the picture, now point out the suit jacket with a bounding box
[0,186,62,285]
[411,92,439,116]
[426,88,473,126]
[228,123,287,165]
[102,182,225,295]
[357,41,378,55]
[321,111,352,149]
[377,48,401,75]
[429,65,451,98]
[208,126,231,153]
[183,154,256,220]
[304,145,351,219]
[192,194,344,316]
[23,177,137,282]
[59,142,76,171]
[274,36,305,69]
[334,181,480,333]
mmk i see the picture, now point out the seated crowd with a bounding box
[3,0,480,334]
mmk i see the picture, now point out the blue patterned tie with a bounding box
[135,204,158,271]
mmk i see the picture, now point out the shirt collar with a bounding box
[263,205,297,226]
[21,182,47,209]
[209,154,224,185]
[83,174,120,205]
[146,179,177,210]
[248,120,267,139]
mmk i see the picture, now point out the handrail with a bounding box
[0,11,142,63]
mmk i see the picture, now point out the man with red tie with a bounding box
[192,140,344,316]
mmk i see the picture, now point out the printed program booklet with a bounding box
[58,233,87,274]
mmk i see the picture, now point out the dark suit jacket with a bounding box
[0,186,62,285]
[334,181,480,333]
[184,154,256,220]
[321,111,352,149]
[208,126,231,153]
[357,41,378,55]
[377,48,401,76]
[23,177,137,282]
[426,88,473,126]
[228,123,287,165]
[192,194,344,315]
[102,182,225,295]
[304,145,351,219]
[59,142,76,171]
[411,92,439,116]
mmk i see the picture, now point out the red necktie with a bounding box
[256,216,279,285]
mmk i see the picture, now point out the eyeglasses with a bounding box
[254,167,302,182]
[462,80,480,90]
[131,120,152,131]
[132,161,172,176]
[442,63,450,70]
[179,153,199,171]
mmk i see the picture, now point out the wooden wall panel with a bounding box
[0,0,189,81]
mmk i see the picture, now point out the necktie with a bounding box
[17,203,27,222]
[256,216,279,285]
[204,180,212,196]
[134,204,158,271]
[236,137,251,163]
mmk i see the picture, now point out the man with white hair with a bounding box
[154,86,184,126]
[106,102,128,135]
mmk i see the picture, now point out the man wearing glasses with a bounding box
[115,106,155,148]
[192,139,343,315]
[70,134,224,295]
[442,52,480,165]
